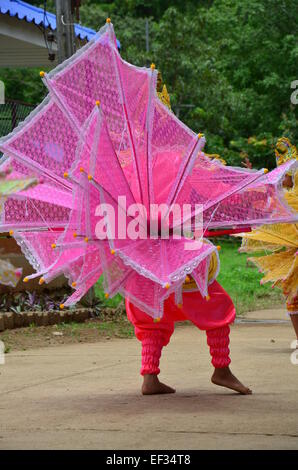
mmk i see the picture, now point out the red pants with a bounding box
[126,280,235,375]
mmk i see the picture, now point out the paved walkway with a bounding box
[0,308,297,449]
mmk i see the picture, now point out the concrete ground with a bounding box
[0,308,297,450]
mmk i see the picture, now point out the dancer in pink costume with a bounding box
[126,252,250,395]
[0,19,297,395]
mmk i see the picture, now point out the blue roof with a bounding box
[0,0,120,47]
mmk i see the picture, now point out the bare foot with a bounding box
[211,367,252,395]
[142,374,176,395]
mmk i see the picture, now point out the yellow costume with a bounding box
[239,138,298,314]
[157,83,171,110]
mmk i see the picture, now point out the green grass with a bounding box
[94,277,123,308]
[216,240,283,315]
[56,319,134,338]
[93,240,283,316]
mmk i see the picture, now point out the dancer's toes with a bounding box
[142,374,176,395]
[211,367,252,395]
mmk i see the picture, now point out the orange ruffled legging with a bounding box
[125,280,236,375]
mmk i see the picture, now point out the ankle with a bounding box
[143,374,159,384]
[213,366,230,376]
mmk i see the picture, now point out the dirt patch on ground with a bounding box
[0,316,135,352]
[0,314,191,353]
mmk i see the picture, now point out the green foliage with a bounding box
[0,68,47,105]
[94,276,123,308]
[216,240,283,314]
[1,0,297,167]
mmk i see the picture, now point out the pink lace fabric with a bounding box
[0,21,297,319]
